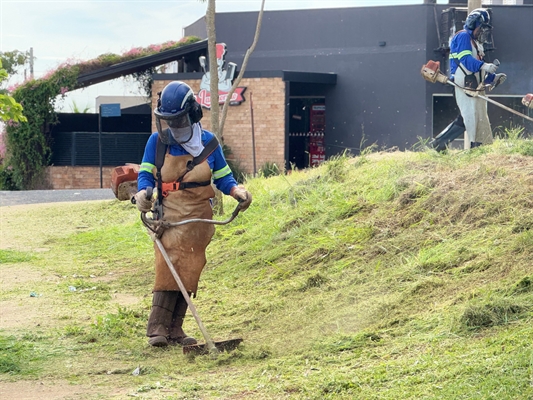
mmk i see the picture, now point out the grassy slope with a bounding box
[2,139,533,399]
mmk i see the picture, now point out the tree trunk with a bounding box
[219,0,265,135]
[203,0,265,214]
[206,0,220,139]
[468,0,482,13]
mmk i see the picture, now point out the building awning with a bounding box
[77,40,208,87]
[153,70,337,84]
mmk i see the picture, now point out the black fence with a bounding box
[50,131,150,166]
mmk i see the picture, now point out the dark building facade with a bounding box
[44,3,533,188]
[185,3,533,156]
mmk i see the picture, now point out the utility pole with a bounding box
[29,47,34,80]
[468,0,482,13]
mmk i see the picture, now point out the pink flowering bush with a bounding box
[4,36,201,189]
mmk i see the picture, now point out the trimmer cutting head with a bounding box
[182,338,243,355]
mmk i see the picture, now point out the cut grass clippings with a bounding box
[2,134,533,398]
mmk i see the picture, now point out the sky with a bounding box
[0,0,447,112]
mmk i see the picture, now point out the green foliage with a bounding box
[0,249,34,264]
[131,67,156,98]
[459,298,525,329]
[258,161,282,178]
[1,37,201,190]
[0,50,30,77]
[70,100,90,113]
[491,126,533,157]
[91,307,147,339]
[3,64,78,189]
[323,152,352,182]
[223,143,247,183]
[0,336,25,373]
[0,164,17,190]
[0,60,26,123]
[0,335,47,375]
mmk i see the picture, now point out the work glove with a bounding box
[489,73,507,91]
[481,62,498,74]
[230,186,252,211]
[134,189,152,212]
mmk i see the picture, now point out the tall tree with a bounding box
[468,0,482,13]
[0,50,30,86]
[202,0,266,140]
[0,60,26,122]
[200,0,265,213]
[206,0,220,139]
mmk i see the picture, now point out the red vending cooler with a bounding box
[309,104,325,167]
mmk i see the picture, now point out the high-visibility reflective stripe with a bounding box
[140,162,155,173]
[450,50,472,60]
[213,165,231,180]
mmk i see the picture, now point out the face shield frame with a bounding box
[476,23,493,45]
[155,105,194,145]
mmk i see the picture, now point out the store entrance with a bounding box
[288,97,326,170]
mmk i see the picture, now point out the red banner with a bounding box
[197,87,246,109]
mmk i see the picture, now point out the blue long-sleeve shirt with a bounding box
[137,129,238,195]
[449,29,495,84]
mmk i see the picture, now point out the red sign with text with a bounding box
[197,43,246,109]
[309,104,326,166]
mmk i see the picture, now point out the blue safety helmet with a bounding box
[464,8,493,44]
[154,81,203,145]
[464,8,492,30]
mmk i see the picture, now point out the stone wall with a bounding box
[46,166,116,190]
[152,77,286,175]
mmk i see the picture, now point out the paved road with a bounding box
[0,189,117,207]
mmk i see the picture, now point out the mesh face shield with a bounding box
[155,106,194,145]
[477,24,493,45]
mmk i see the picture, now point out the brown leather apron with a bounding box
[152,151,215,294]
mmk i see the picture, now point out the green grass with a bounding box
[0,249,34,264]
[3,135,533,398]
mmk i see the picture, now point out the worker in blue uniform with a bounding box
[134,81,252,347]
[430,8,506,151]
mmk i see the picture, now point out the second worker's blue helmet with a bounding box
[464,8,492,30]
[464,8,493,44]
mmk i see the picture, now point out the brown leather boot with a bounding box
[169,292,197,346]
[146,291,178,347]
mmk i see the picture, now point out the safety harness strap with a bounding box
[155,135,220,198]
[160,180,212,197]
[154,137,168,214]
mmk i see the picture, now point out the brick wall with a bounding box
[46,166,116,189]
[152,77,287,174]
[46,77,286,189]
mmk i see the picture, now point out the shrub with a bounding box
[258,161,281,178]
[0,163,17,190]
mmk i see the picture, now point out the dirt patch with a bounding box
[0,202,110,251]
[0,298,58,330]
[0,379,128,400]
[0,264,59,330]
[0,265,47,287]
[110,292,141,307]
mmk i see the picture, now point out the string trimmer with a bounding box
[421,60,533,123]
